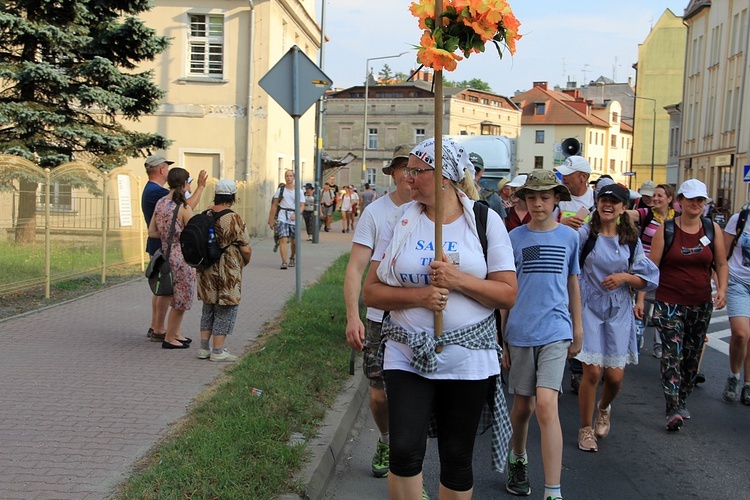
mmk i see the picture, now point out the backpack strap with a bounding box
[663,217,715,263]
[728,208,749,259]
[207,208,234,251]
[579,231,597,270]
[663,218,676,257]
[473,201,489,263]
[640,209,654,236]
[627,239,637,269]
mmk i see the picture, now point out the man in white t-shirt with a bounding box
[344,143,412,478]
[555,155,594,230]
[268,169,304,270]
[554,155,594,394]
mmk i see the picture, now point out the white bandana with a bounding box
[410,137,475,182]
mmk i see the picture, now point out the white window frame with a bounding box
[188,13,225,79]
[415,128,426,143]
[368,128,378,149]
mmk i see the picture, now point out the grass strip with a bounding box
[117,254,352,499]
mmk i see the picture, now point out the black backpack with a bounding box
[180,209,233,270]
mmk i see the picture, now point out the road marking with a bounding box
[707,329,730,355]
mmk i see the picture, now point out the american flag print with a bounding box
[521,245,567,274]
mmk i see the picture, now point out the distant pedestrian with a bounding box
[502,170,582,500]
[504,175,529,232]
[340,186,354,233]
[321,182,335,232]
[303,182,315,241]
[469,151,507,219]
[196,179,252,362]
[360,182,376,214]
[268,170,304,270]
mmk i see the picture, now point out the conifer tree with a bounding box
[0,1,170,241]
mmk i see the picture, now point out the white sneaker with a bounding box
[198,349,211,360]
[210,349,238,362]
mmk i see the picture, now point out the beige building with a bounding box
[323,77,521,191]
[512,82,633,186]
[633,9,687,186]
[681,0,750,212]
[124,0,322,235]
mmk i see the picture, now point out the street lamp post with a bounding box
[361,52,408,187]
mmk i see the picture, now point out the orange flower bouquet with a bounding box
[410,0,521,72]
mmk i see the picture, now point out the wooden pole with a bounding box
[433,2,444,345]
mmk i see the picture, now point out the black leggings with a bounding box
[383,369,493,492]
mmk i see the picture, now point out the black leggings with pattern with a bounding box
[652,301,713,413]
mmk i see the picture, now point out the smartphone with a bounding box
[575,206,590,219]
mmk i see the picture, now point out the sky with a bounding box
[314,0,689,96]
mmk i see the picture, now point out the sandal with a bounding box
[280,262,288,270]
[289,257,295,267]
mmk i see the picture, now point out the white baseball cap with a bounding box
[215,178,237,195]
[677,179,709,199]
[507,174,528,188]
[555,156,591,176]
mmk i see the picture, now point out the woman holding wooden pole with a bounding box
[363,138,517,498]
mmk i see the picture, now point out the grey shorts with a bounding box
[363,319,384,389]
[727,274,750,319]
[506,340,570,396]
[322,204,334,217]
[199,303,239,336]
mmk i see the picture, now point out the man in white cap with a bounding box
[142,154,207,342]
[343,143,412,478]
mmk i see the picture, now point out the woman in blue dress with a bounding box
[575,184,659,452]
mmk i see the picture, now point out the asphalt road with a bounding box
[324,307,750,499]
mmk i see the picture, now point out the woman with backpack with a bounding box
[196,179,252,362]
[575,184,659,452]
[647,179,729,431]
[629,184,677,359]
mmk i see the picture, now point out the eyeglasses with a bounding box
[403,167,435,179]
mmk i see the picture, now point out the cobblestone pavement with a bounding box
[0,223,352,499]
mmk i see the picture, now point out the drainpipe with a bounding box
[245,0,255,225]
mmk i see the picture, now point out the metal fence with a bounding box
[0,155,261,298]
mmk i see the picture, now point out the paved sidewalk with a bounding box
[0,221,353,499]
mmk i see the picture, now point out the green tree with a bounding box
[444,78,493,92]
[378,63,393,83]
[393,71,409,83]
[0,0,170,242]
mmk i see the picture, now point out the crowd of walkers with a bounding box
[343,138,748,500]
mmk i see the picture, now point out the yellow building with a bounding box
[633,9,687,186]
[124,0,322,235]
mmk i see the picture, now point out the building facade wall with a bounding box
[634,9,687,185]
[681,1,750,212]
[323,87,521,193]
[122,0,321,236]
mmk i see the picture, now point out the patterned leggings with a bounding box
[652,301,713,413]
